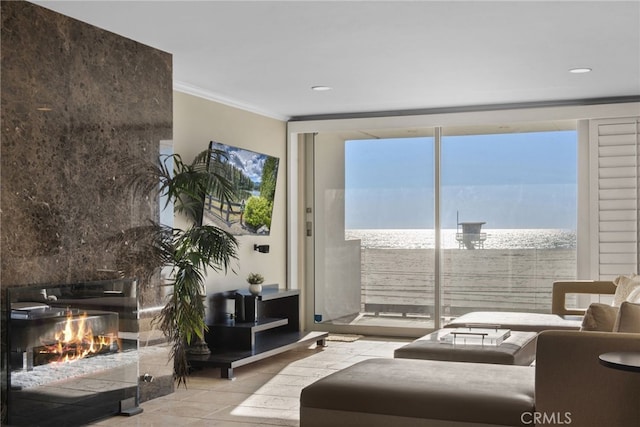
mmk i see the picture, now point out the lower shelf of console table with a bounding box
[186,330,328,379]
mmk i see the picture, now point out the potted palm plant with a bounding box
[109,147,238,385]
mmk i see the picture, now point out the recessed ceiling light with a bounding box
[569,68,592,74]
[311,86,332,91]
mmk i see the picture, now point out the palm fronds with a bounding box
[171,149,235,224]
[110,146,240,385]
[103,223,174,284]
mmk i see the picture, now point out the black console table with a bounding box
[187,285,327,379]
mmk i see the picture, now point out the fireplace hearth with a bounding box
[5,279,141,426]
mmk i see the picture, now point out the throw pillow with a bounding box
[626,286,640,303]
[614,301,640,333]
[580,303,619,332]
[612,274,640,306]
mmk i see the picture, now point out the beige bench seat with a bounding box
[300,358,534,427]
[444,281,616,333]
[445,311,582,332]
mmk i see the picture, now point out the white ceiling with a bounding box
[33,1,640,121]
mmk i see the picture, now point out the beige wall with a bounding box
[173,91,287,295]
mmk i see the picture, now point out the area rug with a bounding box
[326,334,363,342]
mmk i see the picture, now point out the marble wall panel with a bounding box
[1,0,174,414]
[1,1,171,289]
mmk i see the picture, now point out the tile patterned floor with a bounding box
[92,336,410,426]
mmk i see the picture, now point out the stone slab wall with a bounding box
[1,1,173,416]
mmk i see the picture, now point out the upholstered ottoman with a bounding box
[300,358,535,427]
[394,329,537,365]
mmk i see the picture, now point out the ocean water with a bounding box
[345,228,576,250]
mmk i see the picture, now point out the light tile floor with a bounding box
[92,336,410,426]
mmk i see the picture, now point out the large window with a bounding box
[309,122,577,334]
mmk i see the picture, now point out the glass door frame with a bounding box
[287,102,639,336]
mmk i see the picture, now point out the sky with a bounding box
[345,130,577,229]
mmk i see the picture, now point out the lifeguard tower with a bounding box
[455,213,487,249]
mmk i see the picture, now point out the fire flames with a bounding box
[41,310,118,363]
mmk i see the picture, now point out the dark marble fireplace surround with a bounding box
[1,1,173,423]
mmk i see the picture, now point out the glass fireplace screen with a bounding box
[5,278,139,426]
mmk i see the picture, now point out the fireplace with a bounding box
[5,279,141,426]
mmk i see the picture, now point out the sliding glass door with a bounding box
[310,131,435,331]
[309,123,577,335]
[345,136,436,329]
[440,128,577,320]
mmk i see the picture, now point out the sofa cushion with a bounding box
[300,358,534,426]
[612,274,640,306]
[626,286,640,303]
[580,303,618,332]
[614,301,640,333]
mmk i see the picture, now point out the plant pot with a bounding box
[249,283,262,295]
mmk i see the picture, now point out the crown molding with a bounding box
[173,81,289,122]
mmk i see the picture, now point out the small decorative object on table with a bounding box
[439,327,511,346]
[247,273,265,295]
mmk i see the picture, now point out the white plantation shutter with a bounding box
[590,117,640,280]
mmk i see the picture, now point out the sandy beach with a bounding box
[360,248,576,315]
